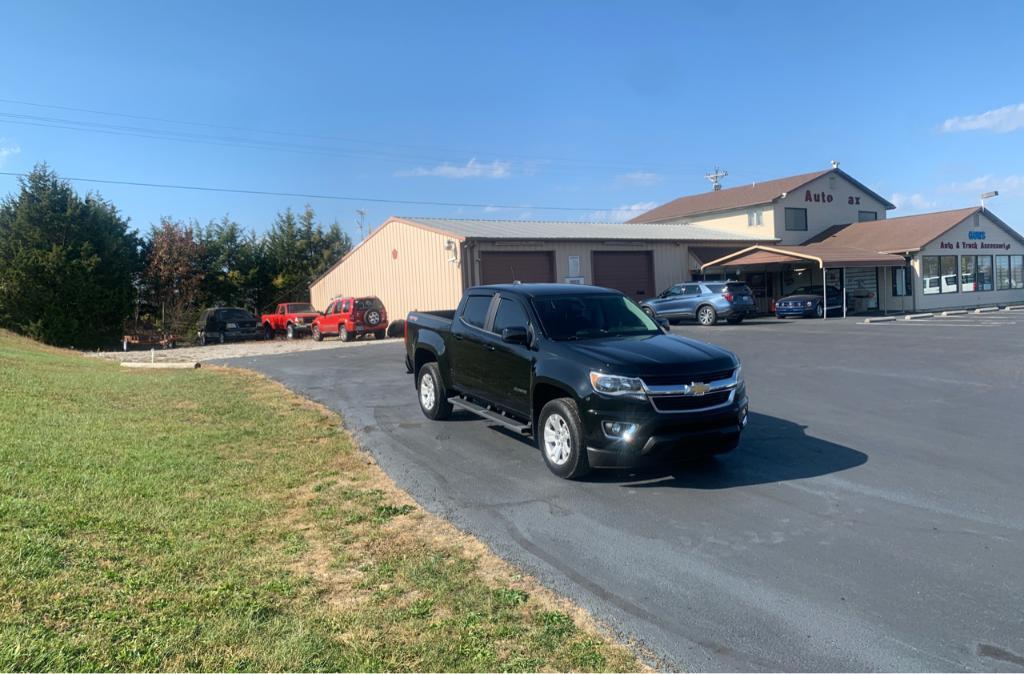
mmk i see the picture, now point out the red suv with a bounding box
[312,296,389,342]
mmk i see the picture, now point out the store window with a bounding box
[1012,255,1024,289]
[996,256,1011,291]
[977,255,994,291]
[784,207,808,231]
[922,255,958,294]
[891,266,911,296]
[960,256,977,292]
[747,210,763,227]
[858,211,878,222]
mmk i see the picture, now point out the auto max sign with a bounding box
[939,232,1011,251]
[804,190,864,205]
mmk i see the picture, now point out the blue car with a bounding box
[775,285,845,319]
[640,281,756,326]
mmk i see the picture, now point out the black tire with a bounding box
[417,362,452,420]
[217,331,225,344]
[642,306,655,319]
[264,324,274,340]
[339,326,351,342]
[537,398,590,479]
[669,319,682,326]
[815,304,824,319]
[374,330,386,340]
[726,317,744,325]
[312,325,323,341]
[696,304,717,326]
[286,323,296,340]
[386,320,405,338]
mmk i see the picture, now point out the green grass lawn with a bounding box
[0,331,640,672]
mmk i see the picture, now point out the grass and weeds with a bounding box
[0,330,641,671]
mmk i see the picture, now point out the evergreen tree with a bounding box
[0,165,141,348]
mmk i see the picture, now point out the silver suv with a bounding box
[640,281,756,326]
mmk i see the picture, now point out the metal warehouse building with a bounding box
[309,217,771,319]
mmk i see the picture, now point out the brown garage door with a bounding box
[592,251,655,300]
[479,251,555,285]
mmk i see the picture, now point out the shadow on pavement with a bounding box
[584,412,868,489]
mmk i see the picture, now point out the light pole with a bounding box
[980,190,999,211]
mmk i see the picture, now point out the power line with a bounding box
[0,170,620,212]
[0,96,762,176]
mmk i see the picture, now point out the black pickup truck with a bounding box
[405,284,748,479]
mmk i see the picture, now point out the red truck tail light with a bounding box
[723,292,734,302]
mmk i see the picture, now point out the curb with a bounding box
[121,362,201,369]
[975,307,1000,313]
[941,310,968,316]
[904,313,934,320]
[863,316,897,323]
[1002,305,1024,311]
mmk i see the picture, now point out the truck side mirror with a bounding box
[657,318,670,331]
[501,326,529,345]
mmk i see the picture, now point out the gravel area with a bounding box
[88,336,395,363]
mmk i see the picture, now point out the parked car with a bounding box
[775,285,844,319]
[312,296,388,341]
[261,303,321,340]
[640,281,756,326]
[405,283,747,479]
[196,307,262,345]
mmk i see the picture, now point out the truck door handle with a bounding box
[453,333,463,341]
[486,344,496,351]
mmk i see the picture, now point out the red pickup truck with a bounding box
[261,303,321,340]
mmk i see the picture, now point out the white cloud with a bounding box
[614,171,662,187]
[0,138,21,167]
[942,175,1024,196]
[890,192,936,211]
[396,157,511,179]
[941,103,1024,134]
[589,201,659,222]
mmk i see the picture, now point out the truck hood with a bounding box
[565,333,737,377]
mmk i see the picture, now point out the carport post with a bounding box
[842,268,847,318]
[822,265,827,319]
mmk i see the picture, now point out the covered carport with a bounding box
[700,244,908,317]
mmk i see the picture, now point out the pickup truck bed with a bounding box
[405,283,748,479]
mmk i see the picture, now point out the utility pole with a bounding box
[355,209,366,240]
[705,166,728,191]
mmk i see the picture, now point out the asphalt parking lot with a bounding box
[220,312,1024,672]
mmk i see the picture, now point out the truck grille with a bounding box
[641,369,734,387]
[649,390,732,412]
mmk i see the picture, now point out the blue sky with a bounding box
[2,1,1023,240]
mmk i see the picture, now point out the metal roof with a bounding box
[700,244,907,270]
[396,216,770,242]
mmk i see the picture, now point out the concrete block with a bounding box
[941,310,968,316]
[904,313,934,320]
[975,307,1000,313]
[862,316,897,323]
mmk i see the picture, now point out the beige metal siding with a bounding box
[309,219,463,319]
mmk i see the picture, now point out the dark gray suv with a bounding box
[640,281,756,326]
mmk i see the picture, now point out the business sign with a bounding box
[939,232,1011,251]
[804,190,865,205]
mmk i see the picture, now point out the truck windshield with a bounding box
[531,294,660,341]
[287,303,316,313]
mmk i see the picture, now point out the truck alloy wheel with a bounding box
[417,363,452,420]
[264,325,273,340]
[366,310,381,325]
[312,326,322,341]
[697,305,717,326]
[286,324,295,339]
[218,332,225,344]
[339,327,351,342]
[537,398,590,479]
[815,304,824,318]
[198,332,206,346]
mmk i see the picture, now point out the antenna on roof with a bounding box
[980,190,999,211]
[831,160,840,169]
[705,166,728,191]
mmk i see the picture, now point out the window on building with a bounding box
[996,256,1011,291]
[784,208,808,231]
[977,255,994,291]
[1011,255,1024,289]
[940,255,958,293]
[747,210,763,227]
[461,294,493,328]
[923,256,958,294]
[960,256,977,292]
[891,266,911,296]
[491,298,529,334]
[858,211,878,222]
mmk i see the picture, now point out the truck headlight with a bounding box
[589,372,645,397]
[734,364,743,384]
[805,301,813,307]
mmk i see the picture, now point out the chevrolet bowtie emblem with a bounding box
[687,382,711,396]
